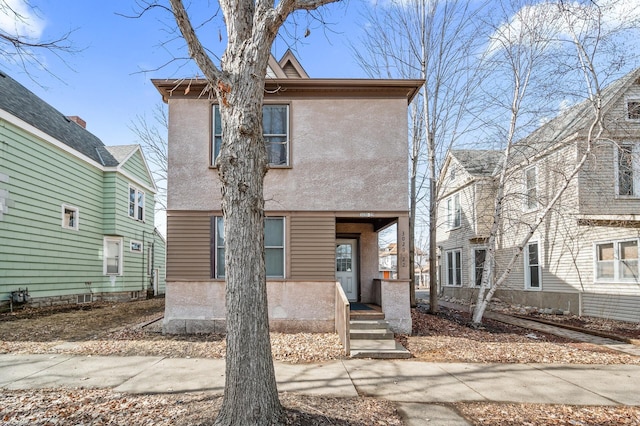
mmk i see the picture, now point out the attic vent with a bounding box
[282,63,301,78]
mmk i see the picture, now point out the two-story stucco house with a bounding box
[153,51,422,335]
[436,68,640,323]
[0,71,165,308]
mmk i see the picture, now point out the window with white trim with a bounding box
[212,105,289,166]
[446,193,461,229]
[595,239,639,282]
[128,186,145,221]
[211,216,285,279]
[130,240,143,253]
[525,241,541,290]
[445,249,462,286]
[617,143,640,197]
[627,100,640,120]
[61,204,79,230]
[474,248,487,287]
[104,237,123,275]
[524,166,538,211]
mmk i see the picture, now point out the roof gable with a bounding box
[105,144,157,192]
[518,67,640,147]
[0,72,118,167]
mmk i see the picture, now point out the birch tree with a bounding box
[164,1,340,424]
[472,0,640,325]
[353,0,486,310]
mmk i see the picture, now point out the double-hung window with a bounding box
[212,105,289,166]
[524,166,538,211]
[525,241,541,290]
[211,216,285,279]
[617,143,640,197]
[445,249,462,286]
[104,237,123,275]
[474,248,487,287]
[447,193,461,229]
[595,239,639,282]
[129,186,145,221]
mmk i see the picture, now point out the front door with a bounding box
[336,239,358,301]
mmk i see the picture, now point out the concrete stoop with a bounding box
[349,319,411,359]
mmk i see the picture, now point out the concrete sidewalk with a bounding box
[1,354,639,425]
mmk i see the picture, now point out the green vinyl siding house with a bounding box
[0,71,165,308]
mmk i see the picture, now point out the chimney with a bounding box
[67,116,86,129]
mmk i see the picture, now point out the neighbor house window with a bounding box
[211,216,285,279]
[474,248,487,287]
[525,241,541,290]
[212,105,289,166]
[595,239,639,281]
[128,186,145,221]
[617,143,640,197]
[130,240,143,253]
[446,193,461,229]
[445,249,462,286]
[61,204,79,230]
[627,100,640,120]
[524,166,538,211]
[104,237,123,275]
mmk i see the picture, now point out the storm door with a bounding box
[336,239,358,301]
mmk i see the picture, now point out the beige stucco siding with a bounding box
[166,97,409,212]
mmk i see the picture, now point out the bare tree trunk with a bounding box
[166,1,340,424]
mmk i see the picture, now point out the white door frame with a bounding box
[336,238,358,302]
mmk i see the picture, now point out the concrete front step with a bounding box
[350,338,400,351]
[350,320,390,330]
[350,312,385,321]
[350,328,395,340]
[350,342,412,359]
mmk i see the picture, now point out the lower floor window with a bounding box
[596,239,639,281]
[525,241,541,289]
[445,249,462,286]
[211,216,285,279]
[474,249,487,287]
[104,237,123,275]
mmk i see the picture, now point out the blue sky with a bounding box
[1,1,364,148]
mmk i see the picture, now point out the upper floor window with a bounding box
[446,193,461,229]
[627,100,640,120]
[595,239,638,282]
[617,143,640,197]
[211,216,285,279]
[524,166,538,211]
[212,105,289,167]
[61,204,79,230]
[525,241,541,290]
[129,186,145,221]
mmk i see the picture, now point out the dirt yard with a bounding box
[1,297,639,425]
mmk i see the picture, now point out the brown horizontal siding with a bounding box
[166,213,211,280]
[290,216,335,280]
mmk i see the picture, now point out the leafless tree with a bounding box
[353,0,487,310]
[129,104,168,212]
[161,1,340,424]
[0,0,76,79]
[471,0,640,325]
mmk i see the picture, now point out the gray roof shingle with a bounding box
[0,72,118,167]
